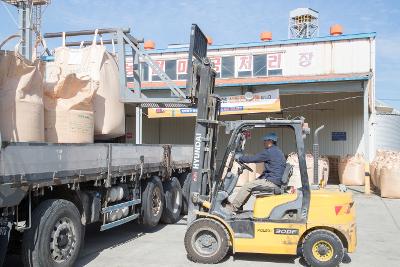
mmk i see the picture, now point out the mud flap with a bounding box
[0,217,12,266]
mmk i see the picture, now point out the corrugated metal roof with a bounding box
[139,72,372,90]
[148,32,376,54]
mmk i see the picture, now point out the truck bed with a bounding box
[0,142,193,207]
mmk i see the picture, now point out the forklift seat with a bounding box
[251,163,293,197]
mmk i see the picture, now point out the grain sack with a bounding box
[286,153,329,188]
[248,163,264,182]
[371,150,400,196]
[338,154,365,186]
[221,155,250,187]
[53,30,124,139]
[320,157,330,187]
[380,165,400,199]
[44,73,97,143]
[370,161,378,188]
[0,35,44,142]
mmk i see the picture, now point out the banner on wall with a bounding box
[147,89,281,118]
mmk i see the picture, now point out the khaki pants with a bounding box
[231,179,278,210]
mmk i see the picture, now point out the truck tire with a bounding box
[181,173,192,215]
[161,177,182,224]
[302,229,344,267]
[185,218,230,264]
[22,199,83,267]
[142,176,164,227]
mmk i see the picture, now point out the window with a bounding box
[141,63,149,81]
[253,54,267,76]
[151,60,165,81]
[268,69,283,76]
[266,53,283,76]
[165,60,177,80]
[221,56,235,78]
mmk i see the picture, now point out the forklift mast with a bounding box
[186,25,221,224]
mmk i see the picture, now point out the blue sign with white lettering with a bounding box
[332,132,346,141]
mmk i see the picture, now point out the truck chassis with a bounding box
[0,142,192,266]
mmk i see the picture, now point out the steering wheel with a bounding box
[234,158,254,172]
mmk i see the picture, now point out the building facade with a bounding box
[125,32,376,162]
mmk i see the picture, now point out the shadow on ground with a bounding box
[5,219,171,267]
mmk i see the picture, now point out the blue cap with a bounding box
[263,133,278,142]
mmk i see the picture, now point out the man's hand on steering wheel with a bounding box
[234,156,254,172]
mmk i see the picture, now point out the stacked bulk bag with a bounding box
[51,30,125,140]
[338,154,365,186]
[248,163,264,182]
[371,150,400,198]
[221,155,250,187]
[319,157,330,187]
[44,73,97,143]
[380,165,400,198]
[0,35,44,142]
[286,153,329,188]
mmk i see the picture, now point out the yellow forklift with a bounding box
[184,25,357,267]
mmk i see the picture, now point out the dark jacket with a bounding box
[239,145,286,186]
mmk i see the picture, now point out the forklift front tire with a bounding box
[302,229,345,267]
[185,218,230,264]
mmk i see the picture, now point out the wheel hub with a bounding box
[312,240,334,262]
[50,217,77,263]
[192,229,220,256]
[317,244,328,256]
[198,234,216,248]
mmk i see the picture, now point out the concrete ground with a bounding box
[5,187,400,267]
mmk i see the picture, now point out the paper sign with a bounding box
[236,55,252,72]
[126,56,134,77]
[177,59,188,74]
[267,53,282,70]
[148,89,281,118]
[151,60,165,76]
[210,56,221,73]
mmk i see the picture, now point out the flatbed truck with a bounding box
[0,142,193,266]
[0,27,197,267]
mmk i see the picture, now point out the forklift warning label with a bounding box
[274,228,299,235]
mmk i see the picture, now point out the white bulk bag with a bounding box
[380,164,400,199]
[338,154,365,186]
[53,30,125,139]
[44,73,97,143]
[0,35,44,142]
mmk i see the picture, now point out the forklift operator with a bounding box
[230,133,286,212]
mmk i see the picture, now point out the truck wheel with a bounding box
[22,199,83,267]
[142,176,164,227]
[302,229,344,267]
[185,218,230,264]
[181,173,192,215]
[161,177,182,224]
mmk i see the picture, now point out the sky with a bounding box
[1,0,399,109]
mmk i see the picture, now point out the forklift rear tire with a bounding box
[161,177,182,224]
[302,229,344,267]
[185,218,230,264]
[21,199,84,267]
[142,176,164,227]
